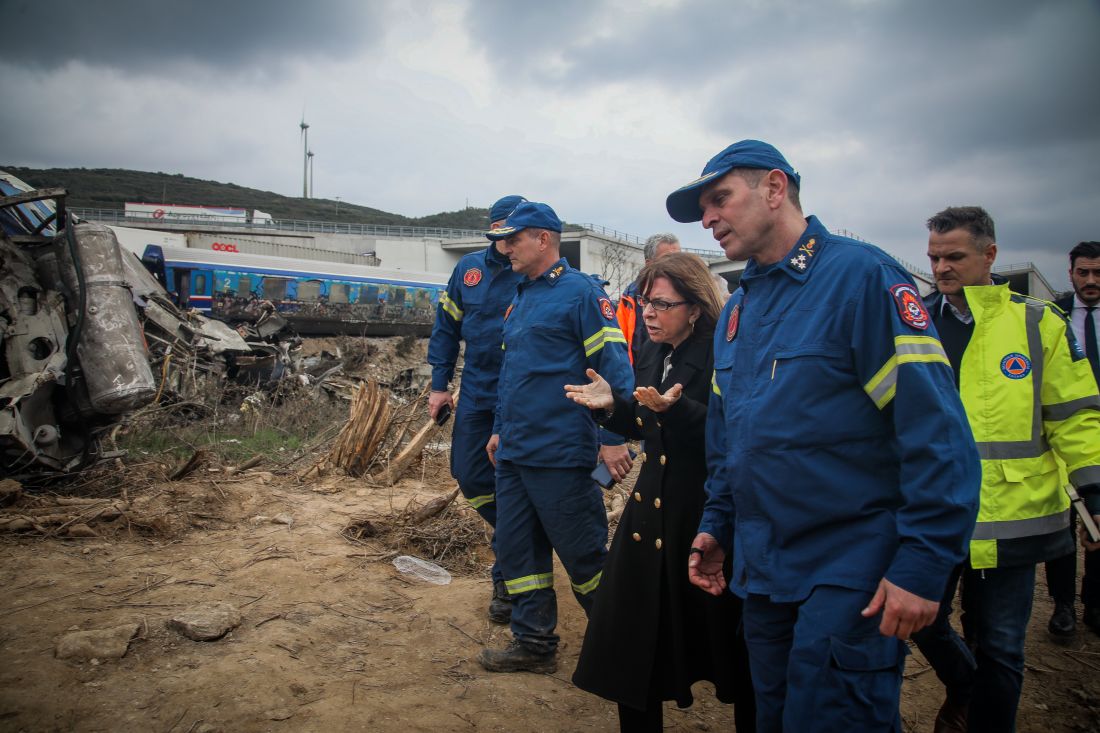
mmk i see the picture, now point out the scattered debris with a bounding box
[327,380,392,476]
[373,389,457,486]
[0,174,301,476]
[408,487,460,525]
[392,555,452,585]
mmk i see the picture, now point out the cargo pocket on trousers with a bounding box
[826,633,906,727]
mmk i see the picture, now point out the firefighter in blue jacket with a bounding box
[475,202,635,674]
[669,140,982,731]
[427,194,528,623]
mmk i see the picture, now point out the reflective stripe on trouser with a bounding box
[495,460,609,654]
[742,585,906,733]
[449,405,501,582]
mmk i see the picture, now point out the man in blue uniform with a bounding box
[672,140,982,731]
[427,194,528,623]
[476,202,635,674]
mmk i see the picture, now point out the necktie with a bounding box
[1086,306,1099,377]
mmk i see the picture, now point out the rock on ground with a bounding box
[168,602,242,641]
[55,623,140,660]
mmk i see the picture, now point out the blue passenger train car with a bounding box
[140,245,448,336]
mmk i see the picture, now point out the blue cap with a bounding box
[489,195,527,225]
[486,202,562,241]
[665,140,801,223]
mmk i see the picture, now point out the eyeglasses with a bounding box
[638,296,689,312]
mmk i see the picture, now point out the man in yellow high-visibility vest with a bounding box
[914,206,1100,733]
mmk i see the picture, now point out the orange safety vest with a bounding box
[616,293,639,365]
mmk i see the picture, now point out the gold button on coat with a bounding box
[659,455,667,466]
[655,539,663,550]
[639,452,647,463]
[632,532,641,542]
[634,492,642,502]
[653,498,661,509]
[636,416,643,427]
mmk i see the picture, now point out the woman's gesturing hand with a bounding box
[564,368,614,411]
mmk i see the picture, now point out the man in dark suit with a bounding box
[1046,240,1100,637]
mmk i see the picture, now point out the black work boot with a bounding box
[1048,601,1077,637]
[477,640,557,673]
[488,580,512,624]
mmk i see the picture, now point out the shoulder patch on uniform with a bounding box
[726,304,741,342]
[463,268,482,287]
[889,283,930,330]
[598,297,615,321]
[1000,352,1031,379]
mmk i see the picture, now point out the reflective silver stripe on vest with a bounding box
[975,303,1046,460]
[1071,464,1100,488]
[971,508,1071,540]
[1043,394,1100,422]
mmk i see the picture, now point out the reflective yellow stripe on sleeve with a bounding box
[863,335,950,409]
[711,369,721,396]
[439,292,463,322]
[583,326,627,357]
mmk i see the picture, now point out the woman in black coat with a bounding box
[568,253,754,732]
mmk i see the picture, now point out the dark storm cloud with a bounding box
[0,0,383,71]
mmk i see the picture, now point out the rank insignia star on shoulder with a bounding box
[789,254,808,271]
[548,265,564,280]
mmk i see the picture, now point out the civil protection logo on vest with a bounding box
[463,268,482,287]
[598,297,615,321]
[1000,352,1031,379]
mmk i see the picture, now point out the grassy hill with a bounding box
[2,166,494,230]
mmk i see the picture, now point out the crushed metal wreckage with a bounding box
[0,171,300,475]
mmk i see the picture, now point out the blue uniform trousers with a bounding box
[450,404,501,583]
[741,585,906,733]
[495,460,608,654]
[914,563,1035,733]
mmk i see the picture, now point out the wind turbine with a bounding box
[300,116,310,199]
[307,150,315,200]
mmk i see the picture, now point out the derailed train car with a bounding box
[0,172,265,474]
[139,245,448,336]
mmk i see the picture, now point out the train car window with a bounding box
[174,270,190,308]
[364,285,380,303]
[329,283,349,304]
[192,273,207,295]
[298,280,322,302]
[391,287,406,305]
[237,276,252,297]
[262,278,288,300]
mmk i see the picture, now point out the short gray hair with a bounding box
[644,233,679,261]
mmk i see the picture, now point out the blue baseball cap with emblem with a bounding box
[665,139,801,223]
[486,202,563,241]
[489,195,527,225]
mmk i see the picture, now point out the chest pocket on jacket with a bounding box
[755,343,860,445]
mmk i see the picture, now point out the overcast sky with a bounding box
[1,0,1097,288]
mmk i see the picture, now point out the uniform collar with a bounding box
[537,257,570,287]
[742,215,827,285]
[485,242,511,268]
[963,280,1011,322]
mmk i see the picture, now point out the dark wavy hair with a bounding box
[636,252,723,337]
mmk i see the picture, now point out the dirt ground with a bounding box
[1,466,1098,733]
[0,332,1098,732]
